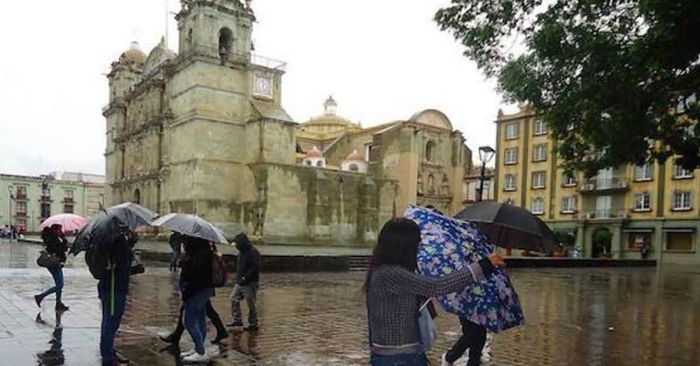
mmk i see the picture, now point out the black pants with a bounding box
[445,318,486,365]
[172,300,227,339]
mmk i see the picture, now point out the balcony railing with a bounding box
[578,177,629,193]
[578,208,628,220]
[64,197,74,204]
[40,195,52,203]
[15,193,27,201]
[15,211,27,218]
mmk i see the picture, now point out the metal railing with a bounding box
[578,177,628,192]
[578,208,628,220]
[177,45,287,71]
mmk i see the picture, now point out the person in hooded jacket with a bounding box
[34,224,70,311]
[227,233,260,331]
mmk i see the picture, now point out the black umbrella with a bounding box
[71,202,158,254]
[455,201,557,253]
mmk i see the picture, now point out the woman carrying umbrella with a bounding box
[34,224,70,311]
[178,235,219,363]
[365,218,505,366]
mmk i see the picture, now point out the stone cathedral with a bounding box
[104,0,472,247]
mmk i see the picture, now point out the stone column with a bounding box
[611,224,623,259]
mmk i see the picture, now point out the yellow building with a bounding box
[495,106,700,264]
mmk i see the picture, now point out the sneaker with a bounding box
[34,295,42,308]
[55,303,69,312]
[180,349,197,358]
[243,325,259,332]
[206,345,220,358]
[226,321,243,328]
[441,353,454,366]
[182,352,210,363]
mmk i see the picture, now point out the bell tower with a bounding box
[176,0,254,62]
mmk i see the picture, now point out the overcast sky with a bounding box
[0,0,514,177]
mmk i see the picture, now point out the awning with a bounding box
[662,227,696,233]
[623,228,654,233]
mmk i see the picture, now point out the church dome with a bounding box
[345,150,363,161]
[306,146,323,158]
[143,38,177,77]
[119,41,147,65]
[298,96,362,136]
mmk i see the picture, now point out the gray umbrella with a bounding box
[151,213,229,244]
[455,201,557,253]
[107,202,159,231]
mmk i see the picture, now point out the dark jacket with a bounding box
[235,233,260,285]
[179,240,214,301]
[44,235,68,263]
[98,232,134,294]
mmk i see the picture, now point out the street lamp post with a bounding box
[477,146,495,201]
[8,186,14,240]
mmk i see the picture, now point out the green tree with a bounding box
[436,0,700,175]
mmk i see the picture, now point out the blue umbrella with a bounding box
[405,206,525,333]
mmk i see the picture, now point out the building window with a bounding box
[64,205,74,214]
[634,163,653,181]
[504,148,518,165]
[349,163,359,172]
[628,233,652,250]
[673,191,692,211]
[531,197,545,215]
[532,171,546,189]
[425,141,436,162]
[305,160,312,166]
[666,232,693,251]
[41,203,51,219]
[133,189,141,205]
[218,27,233,59]
[673,162,694,179]
[504,174,516,191]
[634,193,651,211]
[534,119,547,135]
[42,187,51,198]
[533,144,547,162]
[505,123,519,140]
[562,171,577,187]
[561,196,576,213]
[65,190,74,198]
[316,160,324,167]
[16,186,27,199]
[16,202,27,214]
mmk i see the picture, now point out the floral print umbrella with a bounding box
[405,206,525,333]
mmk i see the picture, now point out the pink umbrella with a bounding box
[39,214,89,233]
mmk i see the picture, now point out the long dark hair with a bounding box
[364,218,421,292]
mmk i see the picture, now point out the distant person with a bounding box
[228,233,260,331]
[640,242,651,259]
[169,231,183,272]
[11,225,18,240]
[98,221,136,366]
[365,218,504,366]
[34,225,69,311]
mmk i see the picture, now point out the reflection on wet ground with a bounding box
[1,241,699,365]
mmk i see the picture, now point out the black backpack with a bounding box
[85,242,110,280]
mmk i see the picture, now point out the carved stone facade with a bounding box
[104,0,470,246]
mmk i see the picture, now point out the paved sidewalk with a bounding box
[2,240,699,365]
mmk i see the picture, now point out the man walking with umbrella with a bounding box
[98,221,137,366]
[228,233,260,331]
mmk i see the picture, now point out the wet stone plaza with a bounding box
[1,241,699,366]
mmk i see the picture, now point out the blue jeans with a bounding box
[184,288,214,354]
[39,266,64,303]
[98,285,127,364]
[370,353,429,366]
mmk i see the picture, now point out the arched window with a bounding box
[218,28,233,59]
[187,28,194,45]
[316,160,324,167]
[349,163,359,172]
[305,160,312,166]
[133,189,141,204]
[428,174,435,193]
[425,141,436,161]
